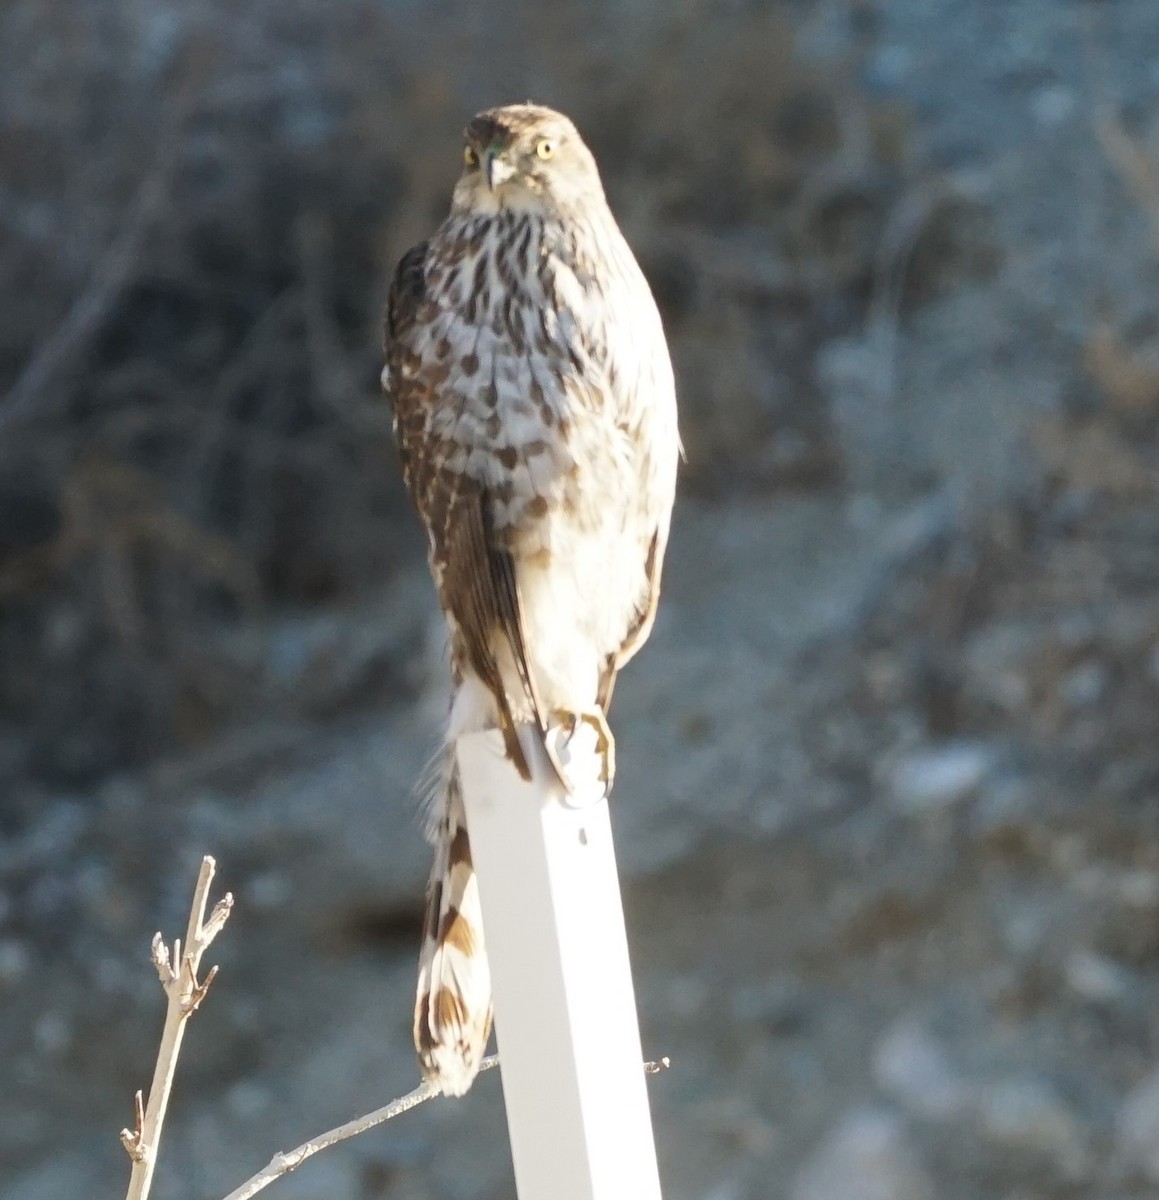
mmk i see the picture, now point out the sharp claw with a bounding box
[545,731,577,795]
[546,709,615,799]
[584,710,615,797]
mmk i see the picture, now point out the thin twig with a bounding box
[218,1057,499,1200]
[219,1056,671,1200]
[1095,109,1159,252]
[0,171,169,437]
[294,211,392,437]
[0,33,210,439]
[867,185,950,412]
[122,856,234,1200]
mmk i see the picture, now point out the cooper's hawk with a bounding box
[382,103,679,1096]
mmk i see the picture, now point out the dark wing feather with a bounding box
[442,492,547,779]
[383,240,430,493]
[383,240,546,778]
[385,241,429,345]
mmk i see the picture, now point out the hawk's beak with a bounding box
[486,151,514,192]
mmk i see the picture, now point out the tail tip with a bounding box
[419,1043,487,1097]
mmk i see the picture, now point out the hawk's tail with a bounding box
[414,765,492,1096]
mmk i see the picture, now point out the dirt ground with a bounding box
[5,2,1159,1198]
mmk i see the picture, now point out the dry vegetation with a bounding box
[10,5,1159,1196]
[0,0,990,784]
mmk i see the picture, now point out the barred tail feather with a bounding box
[414,768,493,1096]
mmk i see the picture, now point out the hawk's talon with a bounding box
[546,708,615,800]
[544,730,576,797]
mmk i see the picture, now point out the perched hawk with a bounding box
[382,103,679,1096]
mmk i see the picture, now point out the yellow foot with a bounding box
[545,708,616,800]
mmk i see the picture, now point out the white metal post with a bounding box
[456,727,663,1200]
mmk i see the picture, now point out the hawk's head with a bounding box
[453,104,605,215]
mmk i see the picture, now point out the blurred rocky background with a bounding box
[4,1,1159,1197]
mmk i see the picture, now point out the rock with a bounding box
[32,1011,71,1057]
[1058,661,1109,711]
[977,1077,1090,1176]
[1064,948,1135,1004]
[730,979,811,1036]
[817,338,890,492]
[699,1182,744,1200]
[1029,85,1075,127]
[1118,870,1159,908]
[997,898,1054,958]
[868,43,915,91]
[790,1108,933,1200]
[962,623,1035,712]
[1116,1069,1159,1183]
[887,742,998,814]
[969,773,1038,841]
[872,1019,971,1121]
[0,938,29,985]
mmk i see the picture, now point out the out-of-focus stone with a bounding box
[872,1019,971,1121]
[977,1076,1090,1176]
[790,1108,934,1200]
[1059,660,1109,711]
[888,742,998,813]
[0,939,29,985]
[1064,948,1135,1004]
[1116,1069,1159,1183]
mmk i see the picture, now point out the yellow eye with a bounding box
[535,138,556,160]
[463,145,479,168]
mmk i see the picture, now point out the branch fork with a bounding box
[117,853,670,1200]
[150,889,231,1014]
[121,856,233,1200]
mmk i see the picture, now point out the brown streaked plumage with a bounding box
[383,103,679,1096]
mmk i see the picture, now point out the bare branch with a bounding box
[218,1055,670,1200]
[294,212,392,437]
[1096,109,1159,251]
[119,1091,147,1162]
[0,171,169,437]
[202,896,235,946]
[121,853,665,1200]
[122,856,234,1200]
[0,33,211,439]
[219,1057,500,1200]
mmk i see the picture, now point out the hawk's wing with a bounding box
[384,241,547,779]
[598,526,663,712]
